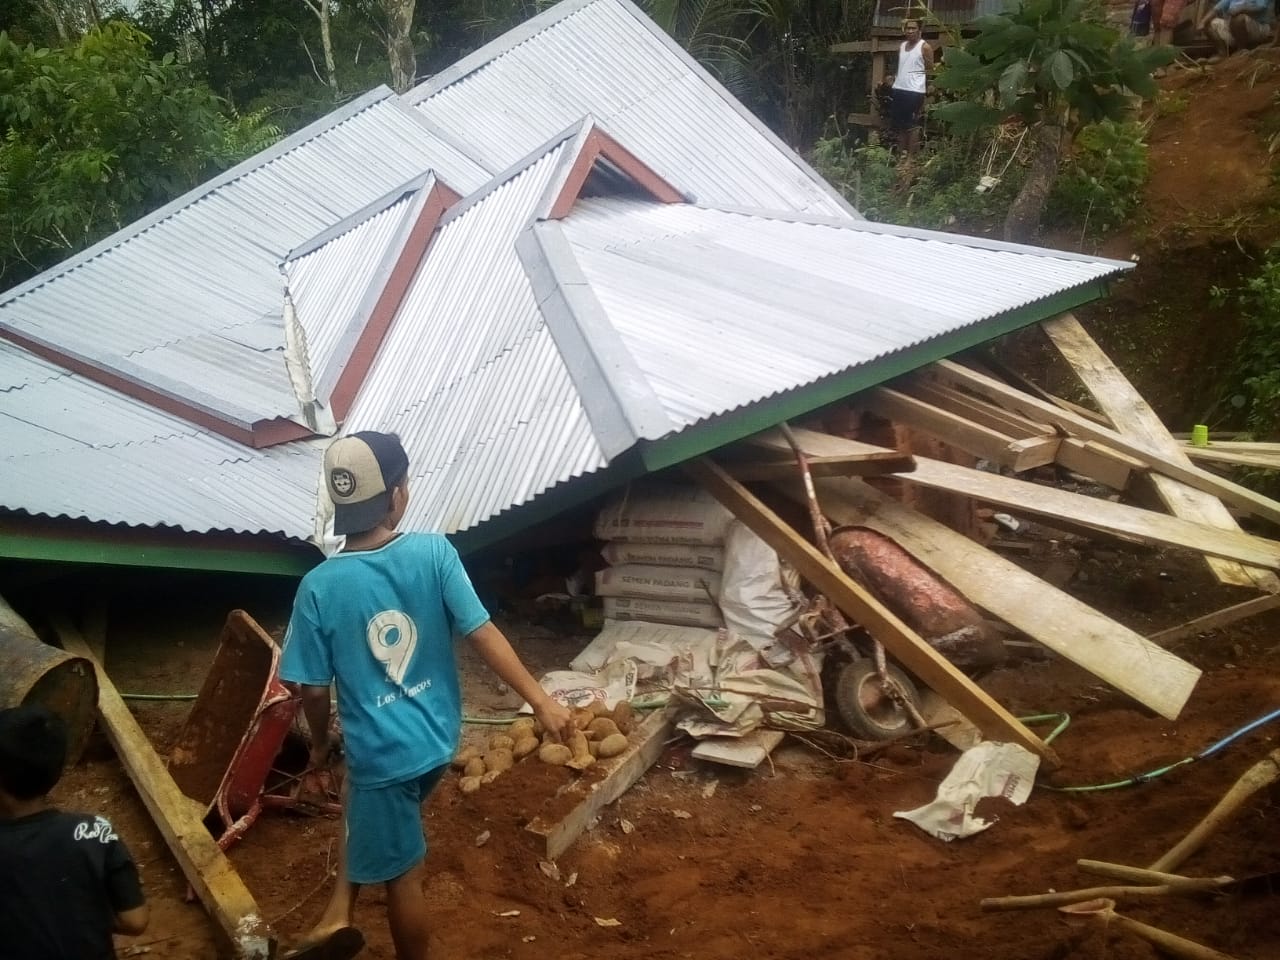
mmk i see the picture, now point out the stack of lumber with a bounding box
[688,312,1280,763]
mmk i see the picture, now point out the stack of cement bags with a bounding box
[592,484,731,629]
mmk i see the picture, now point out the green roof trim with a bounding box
[638,284,1108,473]
[0,515,320,577]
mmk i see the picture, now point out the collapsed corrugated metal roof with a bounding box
[0,0,1133,565]
[406,0,856,219]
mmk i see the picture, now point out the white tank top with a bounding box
[893,41,928,93]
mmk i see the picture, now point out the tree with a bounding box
[0,23,279,285]
[297,0,339,93]
[931,0,1173,242]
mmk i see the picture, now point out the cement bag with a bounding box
[719,521,800,648]
[600,542,725,571]
[603,596,723,629]
[595,564,722,604]
[594,484,734,545]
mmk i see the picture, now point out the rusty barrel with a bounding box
[0,596,98,764]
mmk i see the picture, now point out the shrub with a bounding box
[1046,119,1149,235]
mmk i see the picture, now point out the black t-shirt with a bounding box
[0,809,145,960]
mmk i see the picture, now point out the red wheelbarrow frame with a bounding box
[168,610,341,852]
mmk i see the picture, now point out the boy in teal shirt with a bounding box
[281,431,572,960]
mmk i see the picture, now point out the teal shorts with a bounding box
[345,764,447,884]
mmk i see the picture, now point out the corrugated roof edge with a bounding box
[0,87,400,307]
[700,204,1137,271]
[384,96,497,179]
[517,219,673,459]
[402,0,862,220]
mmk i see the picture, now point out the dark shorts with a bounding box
[345,763,448,884]
[890,90,926,131]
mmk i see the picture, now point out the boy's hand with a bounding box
[534,697,574,742]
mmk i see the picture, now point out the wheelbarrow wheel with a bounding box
[835,660,919,741]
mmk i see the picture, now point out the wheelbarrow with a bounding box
[168,610,341,852]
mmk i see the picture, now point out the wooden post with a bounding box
[53,617,275,960]
[929,359,1280,531]
[685,458,1058,765]
[1042,313,1279,593]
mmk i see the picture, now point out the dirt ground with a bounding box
[31,41,1280,960]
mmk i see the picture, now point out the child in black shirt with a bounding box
[0,705,149,960]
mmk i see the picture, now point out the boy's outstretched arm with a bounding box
[114,903,149,936]
[467,621,573,740]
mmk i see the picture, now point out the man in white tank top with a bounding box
[890,18,933,162]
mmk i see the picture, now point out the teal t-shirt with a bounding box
[280,533,490,787]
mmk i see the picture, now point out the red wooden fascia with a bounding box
[327,179,461,422]
[546,127,685,220]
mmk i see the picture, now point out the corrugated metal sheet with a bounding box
[0,342,323,538]
[284,187,422,400]
[340,141,607,536]
[409,0,855,218]
[0,91,491,431]
[557,199,1130,430]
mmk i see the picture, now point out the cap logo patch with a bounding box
[331,467,357,498]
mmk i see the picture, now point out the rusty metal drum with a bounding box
[0,597,98,764]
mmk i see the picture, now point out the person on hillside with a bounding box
[890,18,934,164]
[0,705,150,960]
[1148,0,1191,48]
[1199,0,1274,58]
[280,430,574,960]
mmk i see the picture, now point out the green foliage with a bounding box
[810,132,1024,230]
[931,0,1175,134]
[1222,246,1280,439]
[1046,119,1149,234]
[0,23,280,285]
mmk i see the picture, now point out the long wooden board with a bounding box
[749,443,1202,721]
[902,378,1055,440]
[1041,313,1278,593]
[928,359,1280,531]
[1184,446,1280,471]
[526,708,674,859]
[755,428,1280,570]
[866,386,1059,472]
[1146,594,1280,646]
[54,617,274,960]
[687,459,1058,764]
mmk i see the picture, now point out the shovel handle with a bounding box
[1149,749,1280,873]
[1112,912,1243,960]
[1076,860,1229,893]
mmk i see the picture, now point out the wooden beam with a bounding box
[1184,446,1280,471]
[753,428,1280,570]
[53,617,274,960]
[685,458,1058,763]
[928,359,1280,531]
[726,452,916,482]
[752,453,1202,722]
[1147,594,1280,646]
[902,378,1055,439]
[866,386,1059,472]
[1056,438,1143,491]
[1042,314,1279,593]
[525,708,674,859]
[972,352,1115,427]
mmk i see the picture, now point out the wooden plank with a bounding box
[1042,313,1278,593]
[1146,594,1280,646]
[903,378,1055,439]
[691,729,785,769]
[1008,435,1064,471]
[866,386,1058,472]
[928,358,1280,530]
[686,458,1058,764]
[53,617,274,960]
[973,352,1115,427]
[526,708,674,859]
[1057,438,1142,491]
[1185,446,1280,471]
[1181,440,1280,453]
[751,444,1202,721]
[727,452,916,482]
[754,428,1280,570]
